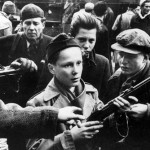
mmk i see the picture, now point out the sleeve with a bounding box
[3,21,12,36]
[100,58,111,102]
[130,14,137,28]
[0,100,58,139]
[26,90,46,107]
[28,131,76,150]
[51,131,76,150]
[145,103,150,120]
[112,15,120,31]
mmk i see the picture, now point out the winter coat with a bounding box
[26,78,104,150]
[0,33,52,106]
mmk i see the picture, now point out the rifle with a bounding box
[87,76,150,122]
[0,65,21,77]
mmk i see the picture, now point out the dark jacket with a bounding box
[82,52,111,101]
[104,60,150,150]
[94,19,110,61]
[131,12,150,35]
[0,33,52,106]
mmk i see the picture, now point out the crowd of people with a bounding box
[0,0,150,150]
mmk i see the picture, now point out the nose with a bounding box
[72,65,78,75]
[29,23,34,30]
[83,41,90,51]
[120,56,128,65]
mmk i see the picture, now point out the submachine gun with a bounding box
[87,76,150,122]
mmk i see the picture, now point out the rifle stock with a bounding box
[87,76,150,122]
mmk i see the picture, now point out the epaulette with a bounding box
[28,89,45,101]
[85,82,97,92]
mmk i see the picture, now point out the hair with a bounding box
[141,0,150,7]
[70,12,100,37]
[2,1,16,15]
[128,3,138,9]
[79,1,86,9]
[94,1,107,17]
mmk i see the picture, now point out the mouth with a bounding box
[28,33,36,36]
[121,66,129,71]
[71,78,80,82]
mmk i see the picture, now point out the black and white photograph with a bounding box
[0,0,150,150]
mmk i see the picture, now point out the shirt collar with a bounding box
[23,33,43,47]
[84,50,96,67]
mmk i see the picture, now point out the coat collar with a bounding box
[43,78,97,101]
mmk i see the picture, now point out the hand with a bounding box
[113,96,138,112]
[10,57,38,72]
[71,121,103,142]
[127,104,147,120]
[58,106,85,122]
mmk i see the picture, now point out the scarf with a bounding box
[54,77,84,108]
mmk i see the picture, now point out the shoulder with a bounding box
[85,82,98,93]
[109,68,122,81]
[95,54,109,65]
[43,34,53,41]
[0,34,15,40]
[131,13,139,21]
[0,34,16,48]
[27,90,45,107]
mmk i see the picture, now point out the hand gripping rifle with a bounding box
[87,76,150,122]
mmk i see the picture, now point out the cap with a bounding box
[85,2,94,12]
[111,29,150,54]
[139,0,150,6]
[47,33,80,62]
[2,1,16,15]
[21,3,45,21]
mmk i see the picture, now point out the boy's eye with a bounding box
[77,61,82,65]
[79,38,85,42]
[64,64,72,68]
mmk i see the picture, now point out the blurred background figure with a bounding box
[94,1,111,63]
[0,1,16,36]
[72,0,86,20]
[112,3,138,72]
[85,2,94,14]
[130,0,150,35]
[62,0,74,34]
[95,0,114,33]
[112,3,137,35]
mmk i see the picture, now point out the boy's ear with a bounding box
[48,63,55,75]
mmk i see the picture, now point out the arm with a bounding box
[112,15,120,31]
[0,100,85,138]
[0,100,58,139]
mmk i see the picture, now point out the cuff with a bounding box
[146,103,150,120]
[60,130,76,150]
